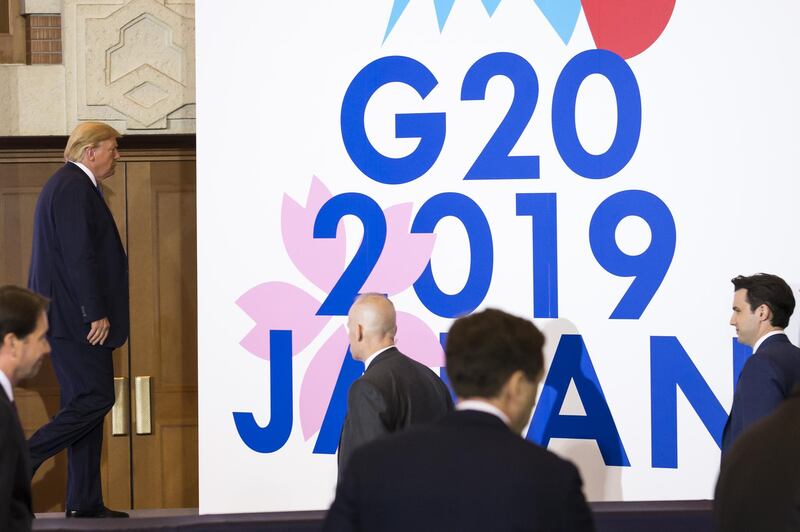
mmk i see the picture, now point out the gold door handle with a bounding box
[135,376,153,435]
[112,377,129,436]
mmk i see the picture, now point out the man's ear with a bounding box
[757,304,773,323]
[356,324,364,342]
[505,370,526,399]
[1,332,19,353]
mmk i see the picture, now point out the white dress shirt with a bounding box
[0,369,14,402]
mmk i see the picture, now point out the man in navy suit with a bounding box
[338,293,453,476]
[26,122,129,518]
[722,273,800,455]
[0,286,50,531]
[324,308,594,532]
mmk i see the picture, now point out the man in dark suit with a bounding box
[714,383,800,531]
[324,308,595,532]
[0,285,51,531]
[26,122,129,518]
[722,273,800,455]
[338,293,453,476]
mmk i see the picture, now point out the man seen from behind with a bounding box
[324,308,594,532]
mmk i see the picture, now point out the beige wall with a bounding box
[0,64,65,134]
[0,0,195,135]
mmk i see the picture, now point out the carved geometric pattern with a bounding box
[108,14,184,84]
[81,0,195,130]
[124,81,169,108]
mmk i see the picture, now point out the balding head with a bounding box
[347,294,397,361]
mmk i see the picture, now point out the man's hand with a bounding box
[87,317,111,345]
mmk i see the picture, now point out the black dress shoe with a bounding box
[65,506,129,518]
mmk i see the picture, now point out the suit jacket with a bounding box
[714,385,800,531]
[0,386,33,532]
[338,347,453,475]
[28,162,129,348]
[325,409,595,532]
[721,333,800,454]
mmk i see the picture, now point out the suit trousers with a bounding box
[27,337,115,510]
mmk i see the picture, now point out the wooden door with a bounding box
[0,144,197,511]
[126,159,198,508]
[0,0,26,64]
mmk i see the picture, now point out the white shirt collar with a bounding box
[71,160,98,188]
[363,345,395,371]
[0,369,13,402]
[456,399,511,427]
[752,330,785,353]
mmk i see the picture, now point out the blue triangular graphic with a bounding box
[433,0,456,31]
[383,0,410,42]
[534,0,581,44]
[481,0,503,16]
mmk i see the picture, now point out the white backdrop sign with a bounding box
[197,0,800,513]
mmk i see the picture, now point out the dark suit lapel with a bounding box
[0,383,13,410]
[1,384,34,520]
[0,383,28,466]
[721,415,731,451]
[0,385,24,438]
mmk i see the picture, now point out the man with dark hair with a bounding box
[0,285,50,531]
[723,273,800,455]
[26,122,129,518]
[324,308,594,532]
[338,293,452,476]
[714,383,800,531]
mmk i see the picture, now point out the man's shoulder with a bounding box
[755,331,800,354]
[353,411,579,479]
[41,163,91,195]
[757,334,800,355]
[365,348,416,376]
[447,411,581,471]
[375,348,438,374]
[48,162,82,179]
[366,349,446,388]
[753,335,800,371]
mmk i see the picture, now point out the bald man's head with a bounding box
[347,294,397,361]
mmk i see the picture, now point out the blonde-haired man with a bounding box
[27,122,129,518]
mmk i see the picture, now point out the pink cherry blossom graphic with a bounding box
[236,282,330,360]
[299,326,349,440]
[281,176,346,294]
[395,311,444,368]
[362,203,435,296]
[239,176,443,442]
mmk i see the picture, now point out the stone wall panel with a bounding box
[65,0,195,133]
